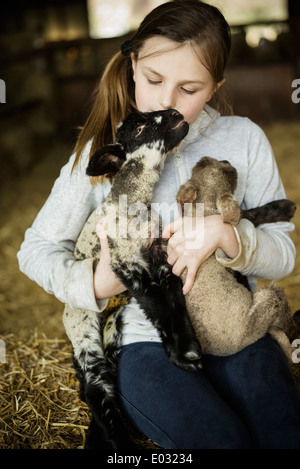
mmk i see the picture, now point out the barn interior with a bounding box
[0,0,299,449]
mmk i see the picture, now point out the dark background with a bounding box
[0,0,299,181]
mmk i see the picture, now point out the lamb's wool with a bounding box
[178,157,299,358]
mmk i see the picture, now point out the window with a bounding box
[87,0,170,39]
[205,0,288,25]
[88,0,289,46]
[205,0,289,47]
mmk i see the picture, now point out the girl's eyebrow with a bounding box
[143,66,162,77]
[143,66,205,86]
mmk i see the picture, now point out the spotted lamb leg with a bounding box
[72,310,134,449]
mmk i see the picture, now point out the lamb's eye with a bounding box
[135,125,145,137]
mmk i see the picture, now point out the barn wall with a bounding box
[0,1,299,180]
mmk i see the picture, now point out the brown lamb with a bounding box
[176,156,299,359]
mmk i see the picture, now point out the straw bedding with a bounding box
[0,332,88,449]
[0,123,299,449]
[0,332,157,449]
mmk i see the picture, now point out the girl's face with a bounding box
[131,37,224,124]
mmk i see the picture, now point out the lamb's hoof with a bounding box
[184,350,202,370]
[182,340,202,371]
[168,347,202,372]
[185,350,201,360]
[281,200,296,220]
[175,354,202,372]
[85,415,136,449]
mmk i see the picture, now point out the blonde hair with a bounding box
[73,52,135,175]
[73,0,232,178]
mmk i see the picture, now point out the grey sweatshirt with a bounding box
[17,106,296,345]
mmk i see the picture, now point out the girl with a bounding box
[18,0,300,449]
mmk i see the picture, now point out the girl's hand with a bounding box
[93,223,127,299]
[162,215,239,295]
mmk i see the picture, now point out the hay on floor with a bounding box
[0,330,299,449]
[0,332,89,449]
[0,331,160,449]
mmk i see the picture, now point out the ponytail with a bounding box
[72,51,135,174]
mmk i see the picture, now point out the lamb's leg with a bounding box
[113,254,202,372]
[73,313,134,449]
[153,260,202,370]
[149,238,202,370]
[218,196,296,228]
[242,199,296,227]
[243,285,296,360]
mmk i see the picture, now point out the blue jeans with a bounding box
[118,335,300,449]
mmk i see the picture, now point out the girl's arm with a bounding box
[17,148,113,312]
[215,120,296,281]
[215,217,295,281]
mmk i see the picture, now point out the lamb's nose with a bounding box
[171,110,181,117]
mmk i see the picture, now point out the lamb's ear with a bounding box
[86,144,126,176]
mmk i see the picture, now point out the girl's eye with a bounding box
[147,79,161,86]
[147,77,196,94]
[135,125,145,137]
[181,87,196,95]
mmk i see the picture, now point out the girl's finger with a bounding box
[171,258,187,277]
[96,223,111,264]
[166,248,179,266]
[96,222,107,240]
[182,270,196,295]
[162,218,183,240]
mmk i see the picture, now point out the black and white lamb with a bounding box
[63,109,202,448]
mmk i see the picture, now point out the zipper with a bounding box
[174,147,187,185]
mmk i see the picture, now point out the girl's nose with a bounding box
[159,87,176,110]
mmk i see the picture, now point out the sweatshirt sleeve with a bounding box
[215,119,296,280]
[17,146,109,312]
